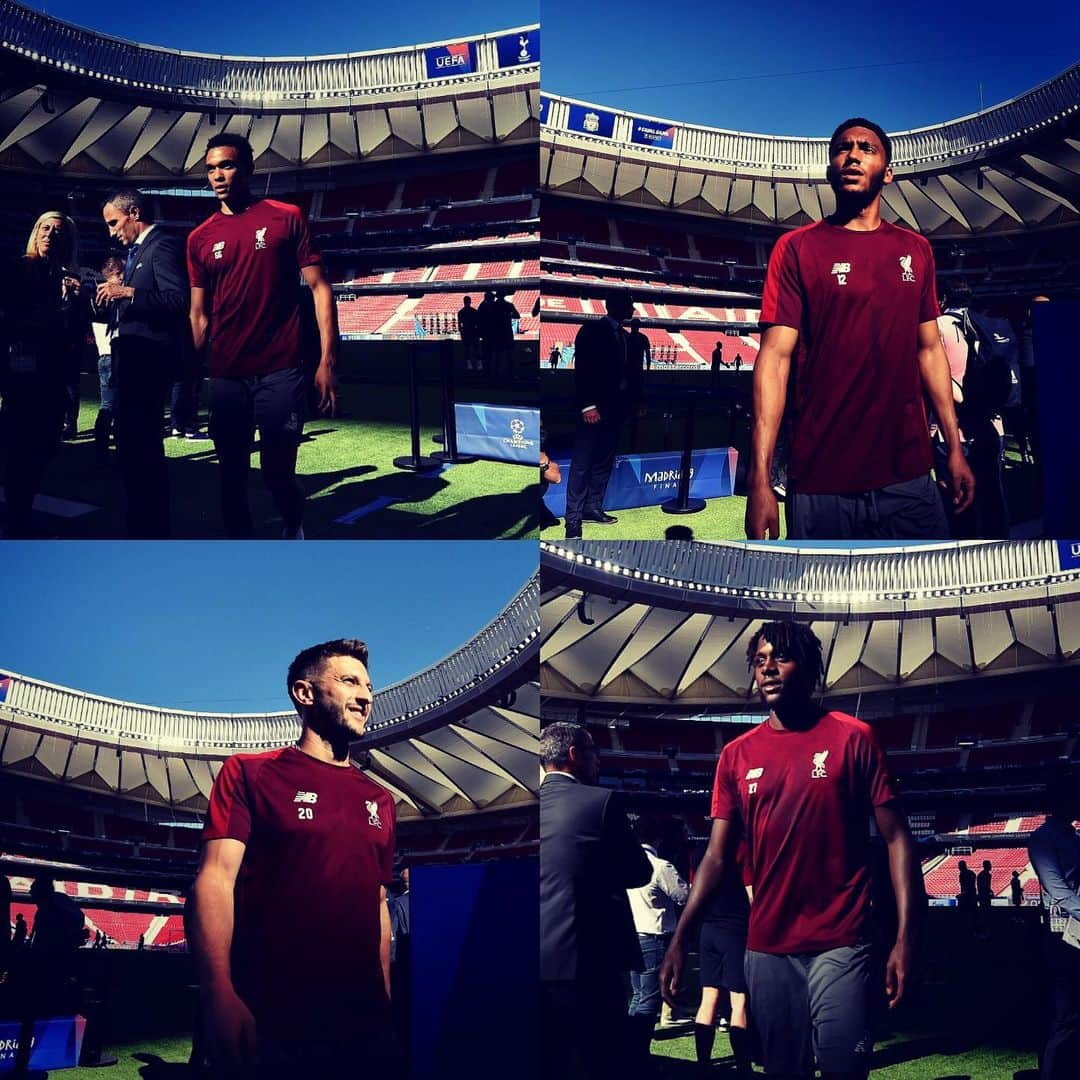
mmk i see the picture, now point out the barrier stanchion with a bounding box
[661,392,706,515]
[393,343,440,471]
[431,338,476,464]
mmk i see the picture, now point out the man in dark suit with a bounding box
[540,722,651,1078]
[565,292,642,538]
[99,191,189,537]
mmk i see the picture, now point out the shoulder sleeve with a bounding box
[202,755,253,845]
[602,792,652,889]
[710,745,740,821]
[919,237,940,324]
[383,791,396,881]
[186,230,206,290]
[855,724,898,808]
[759,230,803,331]
[290,206,321,270]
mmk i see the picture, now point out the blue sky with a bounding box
[26,0,537,54]
[0,542,536,713]
[544,0,1079,135]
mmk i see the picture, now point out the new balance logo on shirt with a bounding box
[831,262,851,286]
[212,241,225,260]
[745,766,764,794]
[294,791,318,804]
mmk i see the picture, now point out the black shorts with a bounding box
[698,925,748,993]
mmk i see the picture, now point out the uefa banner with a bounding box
[543,447,738,516]
[0,1016,86,1073]
[454,403,539,465]
[630,117,677,149]
[1057,540,1080,571]
[496,29,539,68]
[424,41,477,79]
[566,103,615,138]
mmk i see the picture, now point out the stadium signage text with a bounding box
[630,118,677,149]
[1056,540,1080,571]
[425,42,477,80]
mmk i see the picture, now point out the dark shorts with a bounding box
[788,473,948,540]
[208,365,305,453]
[744,943,873,1076]
[699,925,748,993]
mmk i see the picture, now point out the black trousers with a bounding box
[113,336,171,538]
[1042,933,1080,1080]
[541,975,633,1079]
[0,373,64,538]
[565,411,625,527]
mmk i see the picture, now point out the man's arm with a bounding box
[190,838,257,1066]
[917,319,974,514]
[656,859,689,906]
[602,796,652,889]
[128,234,190,316]
[190,286,209,356]
[745,325,797,539]
[660,817,733,1004]
[379,886,392,999]
[1029,830,1080,919]
[874,803,920,1009]
[302,263,338,415]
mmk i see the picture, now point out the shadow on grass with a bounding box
[133,1052,196,1078]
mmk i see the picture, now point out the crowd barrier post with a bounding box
[661,392,706,515]
[431,338,475,465]
[392,343,440,471]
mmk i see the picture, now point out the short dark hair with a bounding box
[287,639,369,710]
[745,620,825,691]
[100,255,125,277]
[540,721,593,769]
[829,117,892,166]
[102,190,144,216]
[205,131,255,172]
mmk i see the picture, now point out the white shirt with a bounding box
[627,844,688,935]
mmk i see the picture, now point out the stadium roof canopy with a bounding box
[541,540,1080,705]
[0,575,539,821]
[541,65,1080,237]
[0,0,539,179]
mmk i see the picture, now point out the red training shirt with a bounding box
[710,710,897,954]
[760,219,940,494]
[202,746,395,1030]
[186,199,321,378]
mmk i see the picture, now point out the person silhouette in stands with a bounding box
[476,290,497,375]
[564,291,642,538]
[12,912,28,951]
[747,117,974,540]
[491,290,519,378]
[457,295,481,372]
[549,344,561,370]
[711,340,723,388]
[1011,870,1024,907]
[958,859,977,909]
[628,319,651,375]
[190,639,399,1076]
[137,934,145,951]
[977,859,994,931]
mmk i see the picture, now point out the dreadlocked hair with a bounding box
[745,621,824,691]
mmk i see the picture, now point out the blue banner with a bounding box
[0,676,8,703]
[0,1016,86,1073]
[566,104,615,139]
[543,447,738,516]
[1056,540,1080,570]
[425,41,477,79]
[454,403,540,465]
[496,30,540,68]
[539,95,551,125]
[631,117,676,149]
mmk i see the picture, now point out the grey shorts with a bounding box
[744,943,873,1076]
[787,473,948,540]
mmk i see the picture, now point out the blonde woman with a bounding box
[0,211,88,536]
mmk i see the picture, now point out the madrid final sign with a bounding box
[631,117,677,149]
[0,1017,86,1073]
[425,41,478,79]
[454,403,540,465]
[543,448,738,516]
[496,30,540,68]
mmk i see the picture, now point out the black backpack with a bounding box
[960,309,1021,416]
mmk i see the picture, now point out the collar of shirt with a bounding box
[133,224,155,247]
[540,770,577,785]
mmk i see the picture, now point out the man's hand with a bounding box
[314,360,336,416]
[206,984,257,1067]
[940,449,975,513]
[582,407,601,425]
[659,936,685,1007]
[745,484,781,540]
[884,936,913,1009]
[95,281,132,305]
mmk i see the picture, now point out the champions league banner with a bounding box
[630,118,677,149]
[424,41,477,79]
[454,403,539,465]
[566,103,615,139]
[496,30,540,68]
[543,447,738,516]
[0,1016,86,1073]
